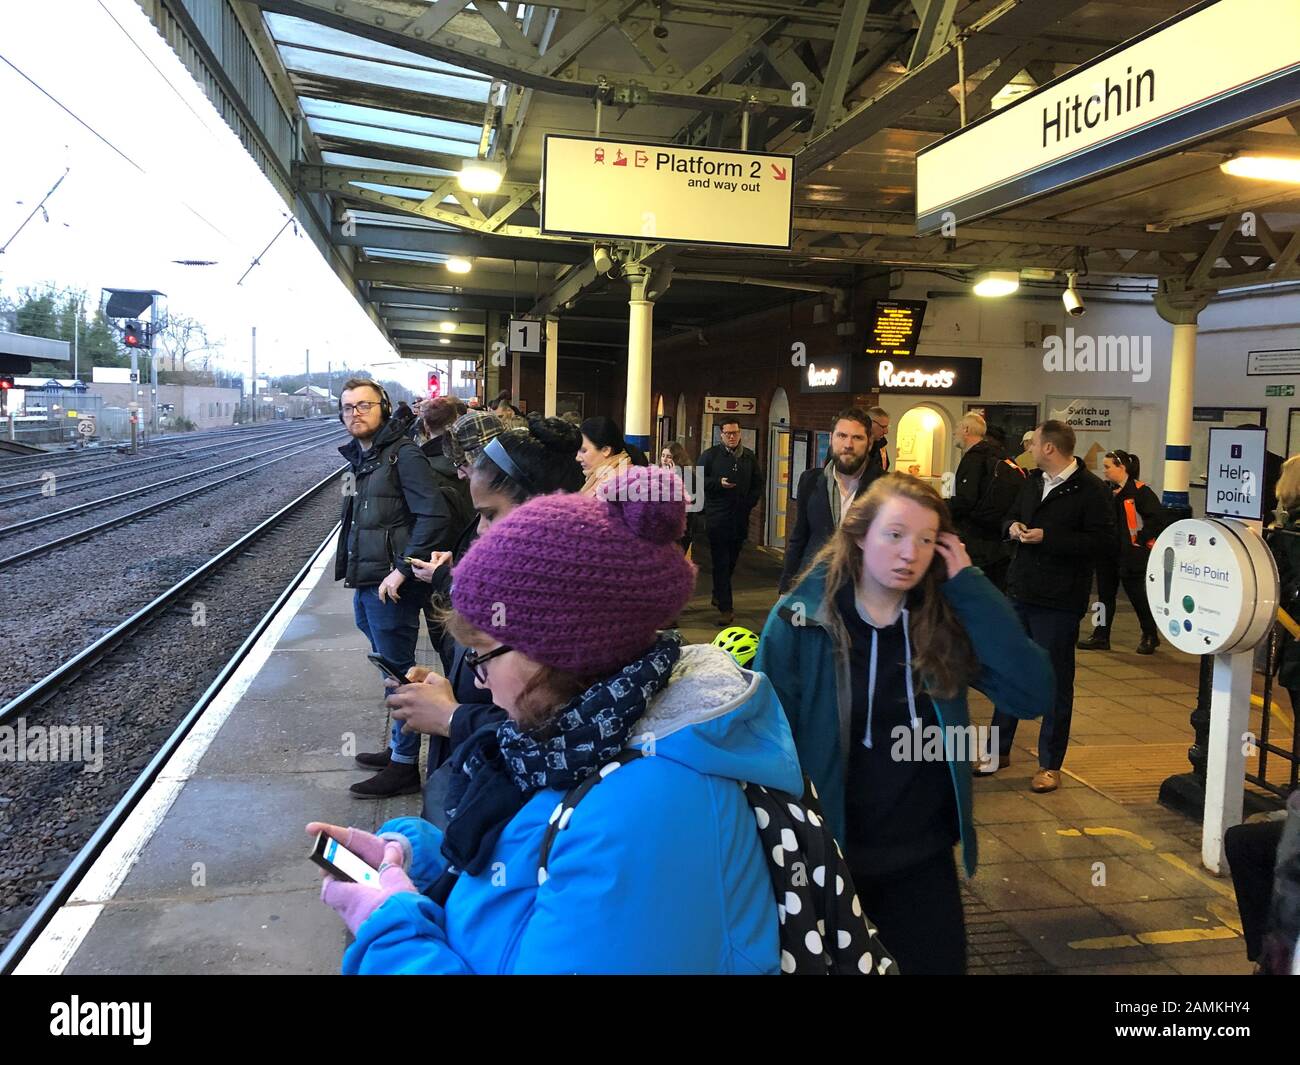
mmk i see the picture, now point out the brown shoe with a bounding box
[719,610,735,625]
[1031,768,1061,793]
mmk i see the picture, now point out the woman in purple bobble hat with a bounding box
[309,465,805,974]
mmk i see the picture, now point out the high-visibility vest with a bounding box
[1122,481,1156,549]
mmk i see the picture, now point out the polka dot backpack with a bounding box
[538,750,898,974]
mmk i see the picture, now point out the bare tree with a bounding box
[155,313,215,372]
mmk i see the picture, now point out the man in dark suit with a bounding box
[863,405,892,479]
[780,408,877,592]
[985,420,1115,793]
[702,418,763,624]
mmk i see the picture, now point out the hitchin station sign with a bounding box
[915,0,1300,233]
[540,134,794,249]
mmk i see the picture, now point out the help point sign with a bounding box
[1205,426,1266,521]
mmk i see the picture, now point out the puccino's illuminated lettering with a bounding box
[807,363,840,387]
[877,360,955,390]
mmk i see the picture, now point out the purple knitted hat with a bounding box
[451,465,696,676]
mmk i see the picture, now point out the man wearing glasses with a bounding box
[702,418,763,624]
[335,377,457,799]
[864,406,892,479]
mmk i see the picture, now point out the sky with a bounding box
[0,0,434,394]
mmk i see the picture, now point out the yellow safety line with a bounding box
[1249,692,1295,731]
[1157,852,1237,900]
[1136,927,1238,945]
[1277,607,1300,639]
[1069,934,1141,950]
[1207,899,1244,934]
[1081,826,1156,850]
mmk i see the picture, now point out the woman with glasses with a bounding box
[393,415,583,825]
[310,465,806,974]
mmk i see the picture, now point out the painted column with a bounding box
[624,264,653,450]
[544,316,558,417]
[1154,289,1210,511]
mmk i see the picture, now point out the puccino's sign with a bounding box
[869,356,982,395]
[801,353,853,394]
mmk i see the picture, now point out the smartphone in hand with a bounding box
[310,832,381,886]
[367,652,410,686]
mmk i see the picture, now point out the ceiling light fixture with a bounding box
[439,320,457,332]
[1220,153,1300,184]
[458,159,504,193]
[446,257,472,274]
[439,337,451,345]
[972,270,1019,297]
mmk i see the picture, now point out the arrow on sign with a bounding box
[771,163,788,181]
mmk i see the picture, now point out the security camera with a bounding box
[652,20,669,38]
[593,244,614,276]
[1063,272,1086,317]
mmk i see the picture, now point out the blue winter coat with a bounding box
[755,565,1054,877]
[345,644,804,974]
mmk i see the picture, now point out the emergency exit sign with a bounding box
[1265,384,1294,397]
[540,134,794,249]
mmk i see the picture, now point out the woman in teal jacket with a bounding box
[309,466,805,974]
[756,473,1053,974]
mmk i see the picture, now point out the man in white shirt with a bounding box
[981,421,1114,792]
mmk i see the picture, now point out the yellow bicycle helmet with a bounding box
[713,626,759,667]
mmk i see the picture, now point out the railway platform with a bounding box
[15,541,1275,975]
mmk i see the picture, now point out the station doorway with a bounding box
[893,403,950,492]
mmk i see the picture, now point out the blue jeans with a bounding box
[353,586,423,765]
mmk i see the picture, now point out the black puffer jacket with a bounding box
[334,416,456,587]
[1003,462,1116,617]
[421,438,474,534]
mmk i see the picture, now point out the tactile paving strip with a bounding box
[1062,742,1294,804]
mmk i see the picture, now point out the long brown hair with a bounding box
[805,472,978,698]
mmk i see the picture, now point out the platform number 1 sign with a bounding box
[509,318,541,354]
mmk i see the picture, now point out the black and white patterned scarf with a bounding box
[429,633,682,899]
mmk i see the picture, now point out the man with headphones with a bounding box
[335,376,457,798]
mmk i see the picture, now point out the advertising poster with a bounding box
[1044,395,1132,473]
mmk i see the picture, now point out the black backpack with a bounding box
[971,456,1027,533]
[537,750,898,975]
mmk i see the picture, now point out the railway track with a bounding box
[0,430,344,571]
[0,472,345,970]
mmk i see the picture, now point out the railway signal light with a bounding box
[123,321,151,349]
[0,375,13,390]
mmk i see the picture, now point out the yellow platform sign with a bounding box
[541,135,794,250]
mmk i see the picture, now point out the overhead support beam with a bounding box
[299,164,556,237]
[369,289,523,313]
[961,42,1038,120]
[797,0,1088,174]
[287,70,486,124]
[811,0,871,136]
[531,261,605,318]
[907,0,960,70]
[356,262,548,295]
[248,0,807,115]
[334,222,589,263]
[314,135,470,175]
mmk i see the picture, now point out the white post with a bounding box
[544,316,558,418]
[624,264,653,451]
[1202,651,1253,873]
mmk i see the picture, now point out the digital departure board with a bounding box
[864,299,927,359]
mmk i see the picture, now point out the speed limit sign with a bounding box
[78,417,96,437]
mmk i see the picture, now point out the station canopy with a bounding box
[238,0,1300,358]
